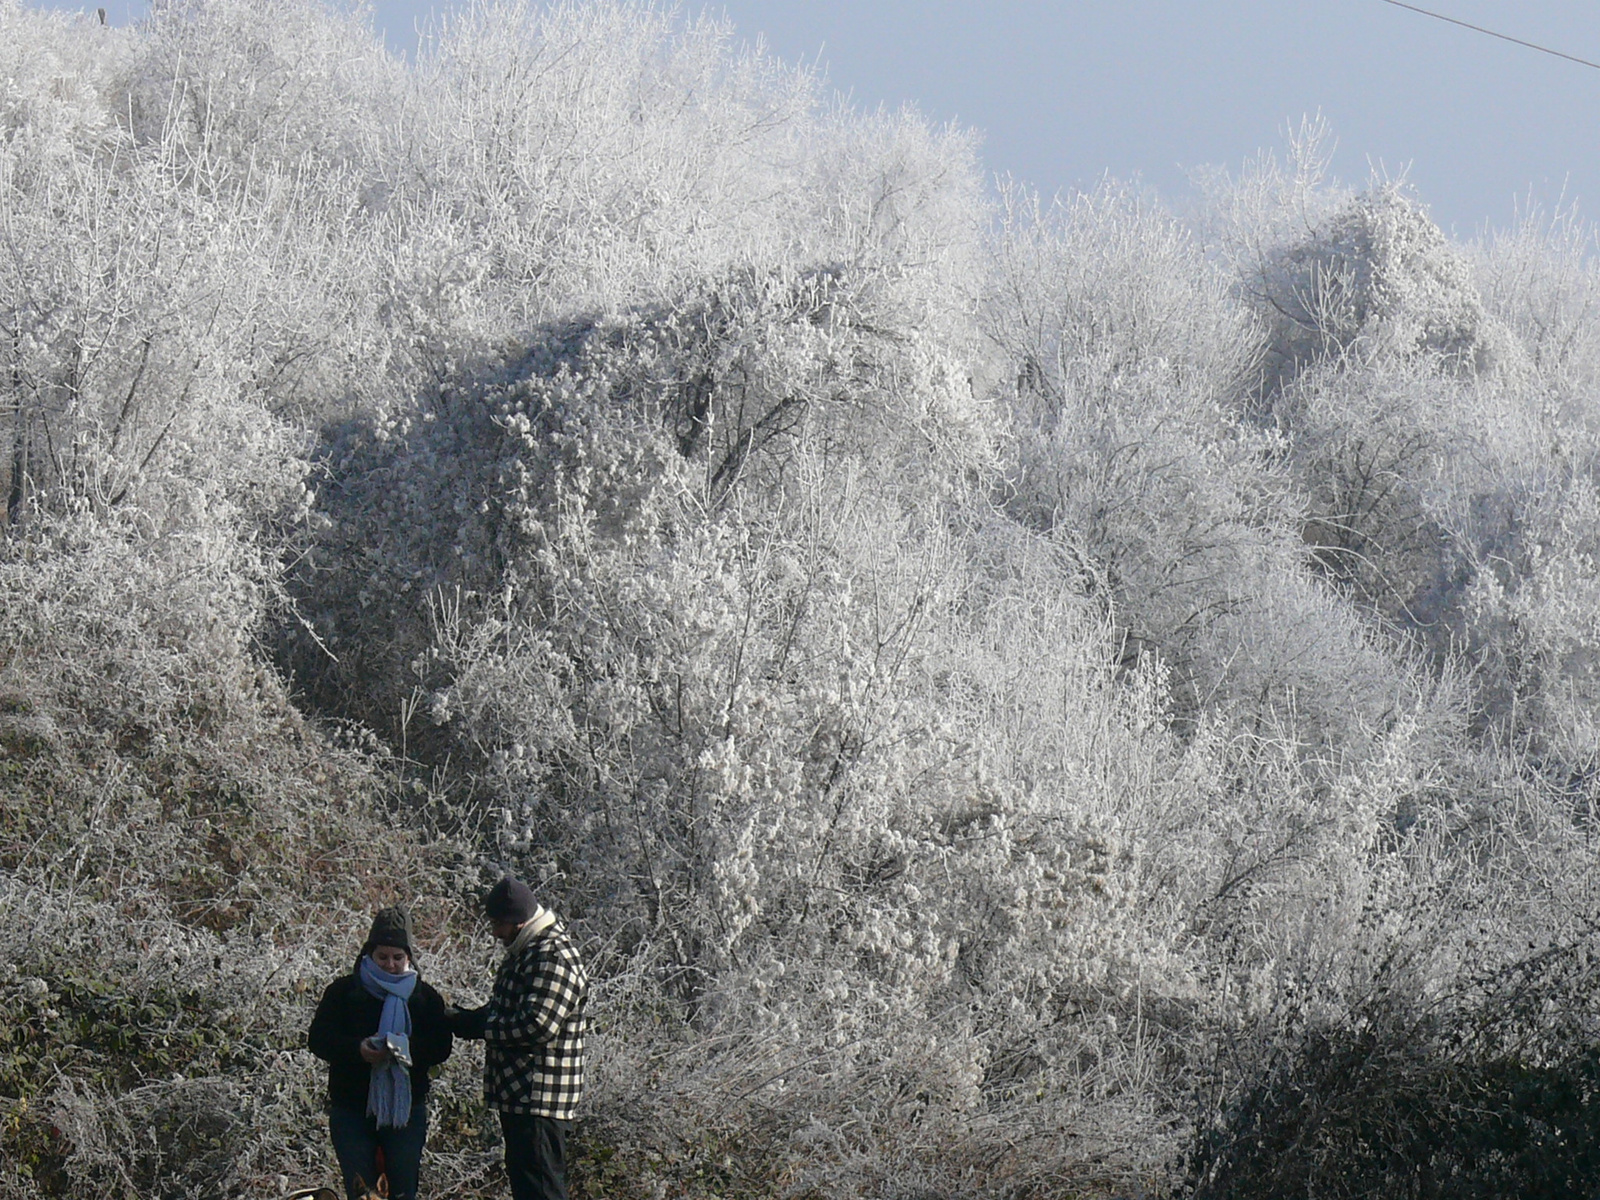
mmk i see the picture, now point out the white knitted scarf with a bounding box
[507,905,555,955]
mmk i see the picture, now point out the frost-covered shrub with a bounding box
[291,258,992,718]
[456,481,1202,1196]
[985,182,1280,633]
[983,181,1420,752]
[0,507,437,920]
[369,0,984,367]
[1190,921,1600,1200]
[0,125,327,532]
[1462,478,1600,781]
[1472,202,1600,404]
[1203,123,1501,399]
[398,0,815,309]
[0,0,132,173]
[991,181,1262,413]
[1253,185,1495,388]
[1278,360,1471,625]
[121,0,399,181]
[1179,690,1600,1199]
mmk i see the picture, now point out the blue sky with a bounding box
[31,0,1600,238]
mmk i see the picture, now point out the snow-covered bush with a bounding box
[1203,121,1503,397]
[983,181,1423,755]
[1257,185,1495,384]
[121,0,399,180]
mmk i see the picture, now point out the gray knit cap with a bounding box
[484,876,537,923]
[362,905,415,956]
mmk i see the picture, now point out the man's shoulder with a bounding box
[513,922,585,971]
[544,920,582,952]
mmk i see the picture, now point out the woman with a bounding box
[308,906,453,1200]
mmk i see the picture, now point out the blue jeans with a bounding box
[329,1102,428,1200]
[499,1111,570,1200]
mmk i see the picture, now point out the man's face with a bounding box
[491,916,523,947]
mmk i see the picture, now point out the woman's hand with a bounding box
[358,1037,391,1065]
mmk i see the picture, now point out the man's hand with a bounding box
[446,1002,488,1040]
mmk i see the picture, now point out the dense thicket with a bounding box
[4,5,1599,1198]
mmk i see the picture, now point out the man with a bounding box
[449,877,588,1200]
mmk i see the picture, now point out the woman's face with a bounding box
[371,944,411,974]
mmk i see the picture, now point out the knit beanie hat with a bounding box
[484,876,537,924]
[363,905,415,956]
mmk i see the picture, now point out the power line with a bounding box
[1381,0,1600,72]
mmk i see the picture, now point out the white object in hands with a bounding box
[377,1031,411,1068]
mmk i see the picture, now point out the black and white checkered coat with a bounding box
[483,920,588,1119]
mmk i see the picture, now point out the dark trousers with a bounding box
[499,1111,570,1200]
[329,1102,428,1200]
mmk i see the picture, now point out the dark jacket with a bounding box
[307,971,454,1112]
[451,920,587,1120]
